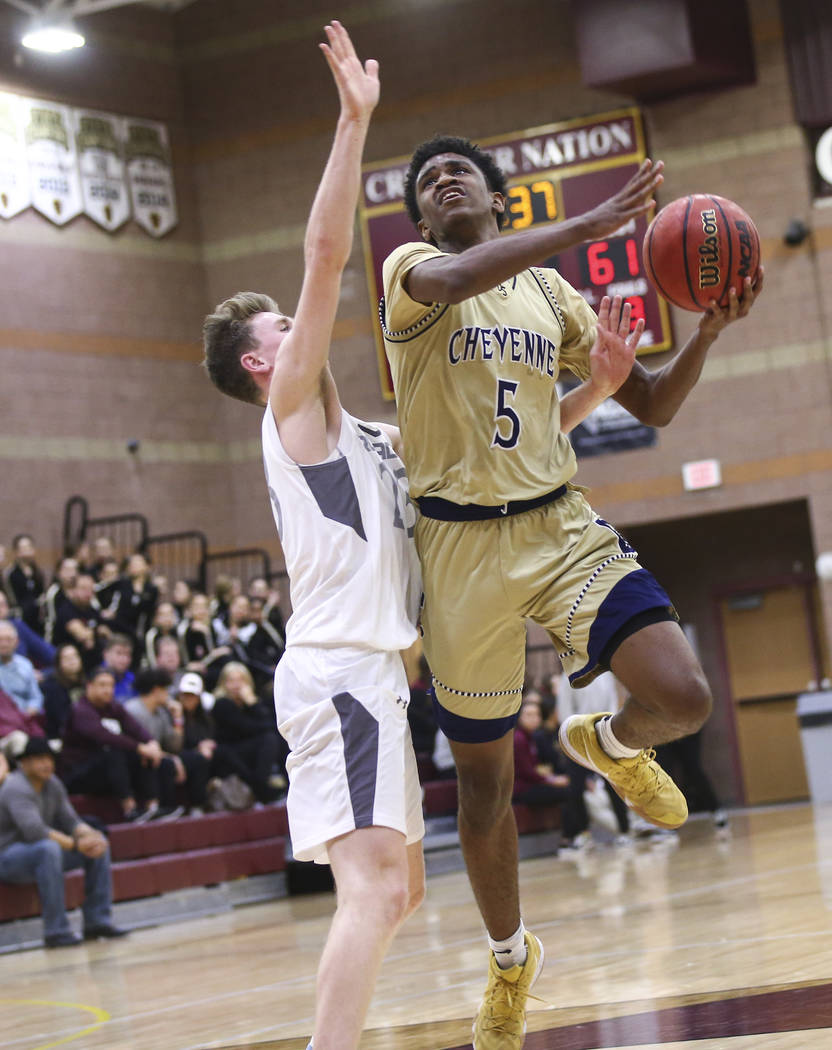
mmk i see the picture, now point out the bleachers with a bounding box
[0,784,560,930]
[0,806,288,925]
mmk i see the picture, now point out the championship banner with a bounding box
[75,108,130,231]
[0,93,30,219]
[23,100,83,226]
[125,118,178,237]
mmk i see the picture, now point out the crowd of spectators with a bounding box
[0,534,289,824]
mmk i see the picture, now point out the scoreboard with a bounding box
[359,107,673,399]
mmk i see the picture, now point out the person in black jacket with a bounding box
[211,662,286,802]
[3,535,45,635]
[41,644,86,738]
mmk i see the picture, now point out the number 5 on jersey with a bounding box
[492,378,520,449]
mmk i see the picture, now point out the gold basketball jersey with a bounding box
[381,241,598,505]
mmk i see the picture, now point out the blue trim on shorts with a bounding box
[569,567,676,685]
[430,689,520,743]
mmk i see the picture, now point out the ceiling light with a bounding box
[22,17,85,53]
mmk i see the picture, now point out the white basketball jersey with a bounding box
[261,407,421,652]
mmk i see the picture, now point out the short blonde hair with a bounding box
[202,291,280,405]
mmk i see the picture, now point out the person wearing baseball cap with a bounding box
[0,736,127,947]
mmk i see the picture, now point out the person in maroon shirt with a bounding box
[512,694,584,848]
[59,667,178,822]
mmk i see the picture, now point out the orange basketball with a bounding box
[642,194,761,312]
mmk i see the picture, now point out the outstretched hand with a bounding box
[588,295,642,397]
[698,267,765,340]
[320,20,379,123]
[585,159,664,240]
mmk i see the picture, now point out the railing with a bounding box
[62,495,149,564]
[204,548,272,597]
[141,531,208,592]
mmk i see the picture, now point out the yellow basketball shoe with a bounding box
[559,713,688,830]
[473,931,544,1050]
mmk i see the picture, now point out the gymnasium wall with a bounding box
[2,0,832,804]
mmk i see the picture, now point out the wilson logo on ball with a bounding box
[698,209,720,290]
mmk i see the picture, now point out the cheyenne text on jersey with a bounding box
[448,325,559,379]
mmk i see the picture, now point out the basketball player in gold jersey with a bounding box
[381,136,763,1049]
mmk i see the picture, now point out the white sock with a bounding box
[596,715,641,759]
[488,921,527,970]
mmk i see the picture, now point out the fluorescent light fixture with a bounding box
[22,18,85,53]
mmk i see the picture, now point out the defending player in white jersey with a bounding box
[202,25,423,1050]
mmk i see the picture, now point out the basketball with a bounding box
[642,194,761,312]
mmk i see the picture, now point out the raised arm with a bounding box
[613,269,765,426]
[269,23,379,431]
[559,296,642,434]
[406,160,663,305]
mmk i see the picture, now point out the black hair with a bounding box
[403,134,509,231]
[135,667,173,695]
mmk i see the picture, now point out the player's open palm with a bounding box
[589,295,642,397]
[586,159,664,239]
[320,21,379,123]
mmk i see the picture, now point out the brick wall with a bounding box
[2,0,831,800]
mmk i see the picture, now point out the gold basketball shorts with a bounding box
[416,486,677,742]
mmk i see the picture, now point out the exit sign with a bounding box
[682,459,722,491]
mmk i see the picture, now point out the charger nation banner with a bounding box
[359,107,672,400]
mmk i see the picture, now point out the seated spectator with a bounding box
[59,667,177,823]
[70,540,93,577]
[211,662,286,803]
[0,591,55,670]
[206,594,257,689]
[0,621,43,716]
[209,574,237,633]
[247,576,286,640]
[0,685,45,751]
[155,635,186,693]
[2,534,45,635]
[171,579,192,621]
[101,634,137,703]
[151,573,169,601]
[93,557,122,618]
[177,593,229,680]
[177,591,216,666]
[107,553,159,649]
[407,654,437,760]
[512,695,583,846]
[41,645,86,739]
[0,736,127,947]
[245,597,285,695]
[52,574,110,673]
[43,556,79,644]
[89,535,115,581]
[143,601,180,669]
[124,669,189,819]
[177,672,257,813]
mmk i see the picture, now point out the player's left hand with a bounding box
[320,20,379,124]
[698,266,764,339]
[588,295,642,397]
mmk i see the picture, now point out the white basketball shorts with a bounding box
[274,646,425,864]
